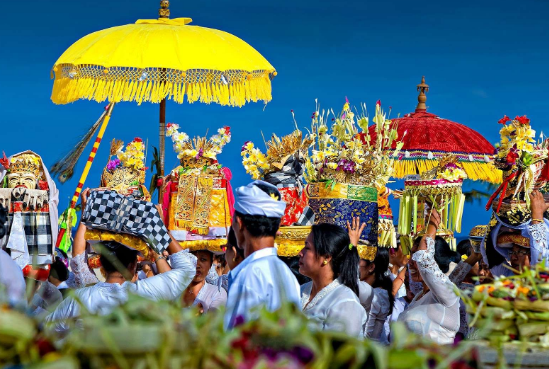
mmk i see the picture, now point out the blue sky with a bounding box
[1,0,548,236]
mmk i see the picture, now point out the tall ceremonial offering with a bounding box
[398,156,467,253]
[304,99,403,260]
[83,139,167,261]
[0,151,59,278]
[241,127,314,256]
[162,124,233,253]
[486,115,549,225]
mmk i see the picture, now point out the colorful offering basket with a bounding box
[163,124,234,250]
[398,174,466,253]
[486,115,548,225]
[306,182,379,245]
[303,99,403,252]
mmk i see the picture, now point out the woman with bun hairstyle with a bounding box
[298,223,367,338]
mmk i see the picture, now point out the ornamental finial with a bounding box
[416,76,429,112]
[159,0,170,19]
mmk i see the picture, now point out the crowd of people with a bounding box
[1,177,547,346]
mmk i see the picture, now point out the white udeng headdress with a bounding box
[234,180,286,218]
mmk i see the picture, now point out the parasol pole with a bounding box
[55,103,116,247]
[157,0,170,201]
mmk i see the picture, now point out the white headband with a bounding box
[234,180,286,218]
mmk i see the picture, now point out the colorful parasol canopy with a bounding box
[369,77,501,183]
[51,16,276,107]
[50,1,276,179]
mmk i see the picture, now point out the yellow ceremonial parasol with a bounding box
[51,0,276,177]
[50,0,276,247]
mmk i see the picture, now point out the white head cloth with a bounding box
[0,150,59,262]
[234,180,286,218]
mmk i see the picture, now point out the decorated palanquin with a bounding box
[241,129,314,256]
[0,151,59,278]
[161,124,233,253]
[304,100,403,261]
[84,138,157,260]
[397,155,467,253]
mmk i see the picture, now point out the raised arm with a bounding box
[529,190,549,266]
[70,189,99,287]
[414,208,459,307]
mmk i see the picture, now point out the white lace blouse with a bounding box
[397,237,460,344]
[301,279,367,338]
[193,282,227,313]
[365,288,391,344]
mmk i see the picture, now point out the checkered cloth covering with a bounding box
[0,212,52,256]
[264,155,305,192]
[296,206,315,226]
[82,190,170,254]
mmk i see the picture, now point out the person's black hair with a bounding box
[456,239,472,258]
[311,223,359,296]
[49,257,69,282]
[0,205,7,240]
[98,241,139,275]
[433,236,461,274]
[234,182,282,238]
[193,249,214,263]
[485,231,508,269]
[228,227,244,259]
[369,248,395,314]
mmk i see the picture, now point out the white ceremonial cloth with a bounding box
[301,279,366,338]
[193,282,227,312]
[0,249,26,307]
[224,247,300,329]
[366,287,391,343]
[398,237,460,345]
[47,250,196,334]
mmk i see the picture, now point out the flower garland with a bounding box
[304,99,404,188]
[495,115,537,170]
[166,123,231,172]
[241,141,269,179]
[107,138,146,172]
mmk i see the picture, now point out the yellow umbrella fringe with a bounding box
[52,71,272,107]
[393,159,502,184]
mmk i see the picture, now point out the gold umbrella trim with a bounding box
[52,66,274,107]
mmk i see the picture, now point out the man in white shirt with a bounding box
[224,181,301,329]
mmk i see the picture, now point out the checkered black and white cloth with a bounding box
[296,206,315,226]
[82,190,171,254]
[0,212,52,256]
[264,155,305,192]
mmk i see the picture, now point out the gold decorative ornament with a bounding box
[6,153,44,189]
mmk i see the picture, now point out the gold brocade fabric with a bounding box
[357,245,377,261]
[84,229,153,261]
[172,174,213,235]
[275,226,311,257]
[180,239,227,253]
[209,189,231,228]
[169,174,231,234]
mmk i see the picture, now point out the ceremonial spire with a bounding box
[415,76,429,112]
[159,0,170,18]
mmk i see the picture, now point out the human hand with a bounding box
[155,204,165,221]
[80,188,90,214]
[426,207,441,231]
[530,190,549,222]
[347,217,366,247]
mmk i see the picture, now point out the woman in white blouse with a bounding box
[298,223,367,338]
[360,248,394,343]
[182,249,227,313]
[398,207,461,344]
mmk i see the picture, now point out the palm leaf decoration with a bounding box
[50,109,108,183]
[149,147,162,196]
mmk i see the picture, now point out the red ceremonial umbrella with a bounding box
[369,77,501,183]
